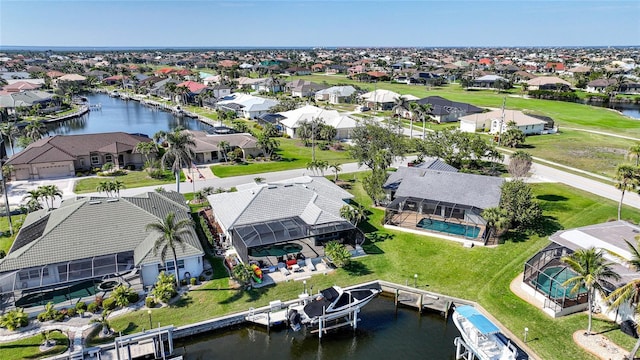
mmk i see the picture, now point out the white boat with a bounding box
[288,286,381,330]
[452,305,524,360]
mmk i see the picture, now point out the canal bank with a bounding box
[49,280,538,360]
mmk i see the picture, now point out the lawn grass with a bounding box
[0,215,24,254]
[74,170,184,194]
[292,75,640,137]
[211,138,353,177]
[0,331,68,359]
[105,173,640,360]
[524,128,636,178]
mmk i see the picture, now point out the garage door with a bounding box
[14,168,31,180]
[38,165,70,179]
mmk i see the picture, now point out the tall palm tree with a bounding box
[134,141,158,168]
[561,248,620,335]
[628,144,640,167]
[392,96,410,126]
[330,162,342,182]
[96,181,114,197]
[156,129,195,193]
[614,165,639,221]
[218,141,229,162]
[606,238,640,359]
[421,103,433,139]
[23,120,48,142]
[0,122,20,155]
[39,185,62,209]
[146,212,193,288]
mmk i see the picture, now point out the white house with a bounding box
[459,109,547,135]
[216,93,279,119]
[278,105,358,139]
[315,86,357,104]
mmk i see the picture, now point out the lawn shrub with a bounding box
[87,302,99,314]
[190,277,197,286]
[145,297,156,308]
[102,298,116,311]
[66,307,77,317]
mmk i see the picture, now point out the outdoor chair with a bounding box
[305,258,316,271]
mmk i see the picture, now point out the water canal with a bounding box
[174,296,459,360]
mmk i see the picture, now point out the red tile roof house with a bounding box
[6,132,153,180]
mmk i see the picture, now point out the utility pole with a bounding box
[497,96,506,146]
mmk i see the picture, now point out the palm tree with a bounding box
[96,181,114,197]
[38,185,62,209]
[218,140,229,162]
[134,141,158,168]
[0,122,19,155]
[628,144,640,167]
[392,96,410,129]
[23,120,48,142]
[614,165,639,221]
[606,238,640,359]
[146,212,193,288]
[407,102,421,139]
[420,103,433,139]
[156,129,195,193]
[481,207,510,239]
[330,162,342,182]
[561,248,620,335]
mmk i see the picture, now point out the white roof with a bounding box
[459,109,546,127]
[359,89,402,103]
[278,105,358,130]
[315,85,357,97]
[217,93,279,112]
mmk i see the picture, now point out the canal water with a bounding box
[47,93,214,137]
[175,296,459,360]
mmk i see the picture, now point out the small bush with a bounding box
[66,308,77,317]
[53,310,66,322]
[190,277,197,286]
[102,298,116,311]
[125,164,136,170]
[0,250,5,259]
[87,302,99,313]
[180,278,188,286]
[148,169,166,180]
[75,301,87,311]
[127,292,140,304]
[199,275,206,282]
[145,297,156,308]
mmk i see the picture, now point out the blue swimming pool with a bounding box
[416,218,481,238]
[535,266,587,299]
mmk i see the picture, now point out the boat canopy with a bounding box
[456,305,500,335]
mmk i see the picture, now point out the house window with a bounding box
[91,155,100,165]
[105,154,113,163]
[165,260,185,271]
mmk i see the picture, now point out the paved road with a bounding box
[5,155,640,211]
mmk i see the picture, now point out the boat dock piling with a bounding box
[454,337,477,360]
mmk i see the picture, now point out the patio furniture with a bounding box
[279,267,290,276]
[305,258,316,271]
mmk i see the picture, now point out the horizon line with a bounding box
[2,45,640,50]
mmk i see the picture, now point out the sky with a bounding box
[1,0,639,48]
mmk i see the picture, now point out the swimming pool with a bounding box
[417,218,481,238]
[15,280,102,308]
[248,243,303,257]
[534,266,586,299]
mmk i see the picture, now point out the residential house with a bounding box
[216,93,279,119]
[0,191,204,308]
[383,166,504,244]
[236,77,282,93]
[359,89,403,110]
[285,79,327,98]
[206,176,361,264]
[314,85,357,104]
[54,74,87,87]
[522,221,640,319]
[470,75,509,89]
[6,132,152,180]
[459,109,548,135]
[278,105,358,139]
[414,96,484,123]
[526,76,571,91]
[149,78,180,99]
[0,90,54,114]
[186,130,261,163]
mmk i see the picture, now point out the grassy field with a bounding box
[74,170,184,194]
[0,215,23,254]
[292,75,640,137]
[211,138,353,177]
[0,331,68,359]
[105,175,640,360]
[524,128,636,177]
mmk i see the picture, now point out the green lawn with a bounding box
[211,138,353,177]
[0,215,23,254]
[292,75,640,137]
[524,128,637,178]
[74,170,184,194]
[104,174,640,360]
[0,331,68,360]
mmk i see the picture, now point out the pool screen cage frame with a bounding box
[230,216,364,263]
[0,252,135,310]
[523,243,592,310]
[383,196,488,242]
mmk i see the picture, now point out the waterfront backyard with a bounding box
[98,177,640,360]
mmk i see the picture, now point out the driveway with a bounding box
[5,178,76,209]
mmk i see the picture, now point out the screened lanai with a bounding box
[384,196,489,242]
[230,216,363,263]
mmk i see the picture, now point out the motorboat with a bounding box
[288,286,381,331]
[452,305,525,360]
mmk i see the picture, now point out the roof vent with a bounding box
[88,201,101,205]
[106,198,119,203]
[284,184,293,187]
[268,186,277,189]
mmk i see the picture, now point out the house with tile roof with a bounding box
[414,96,484,123]
[0,191,204,308]
[314,85,357,104]
[459,109,548,135]
[383,166,504,244]
[277,105,358,139]
[6,132,153,180]
[185,130,261,163]
[207,176,361,264]
[216,93,279,119]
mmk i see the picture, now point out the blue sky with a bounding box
[1,1,639,47]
